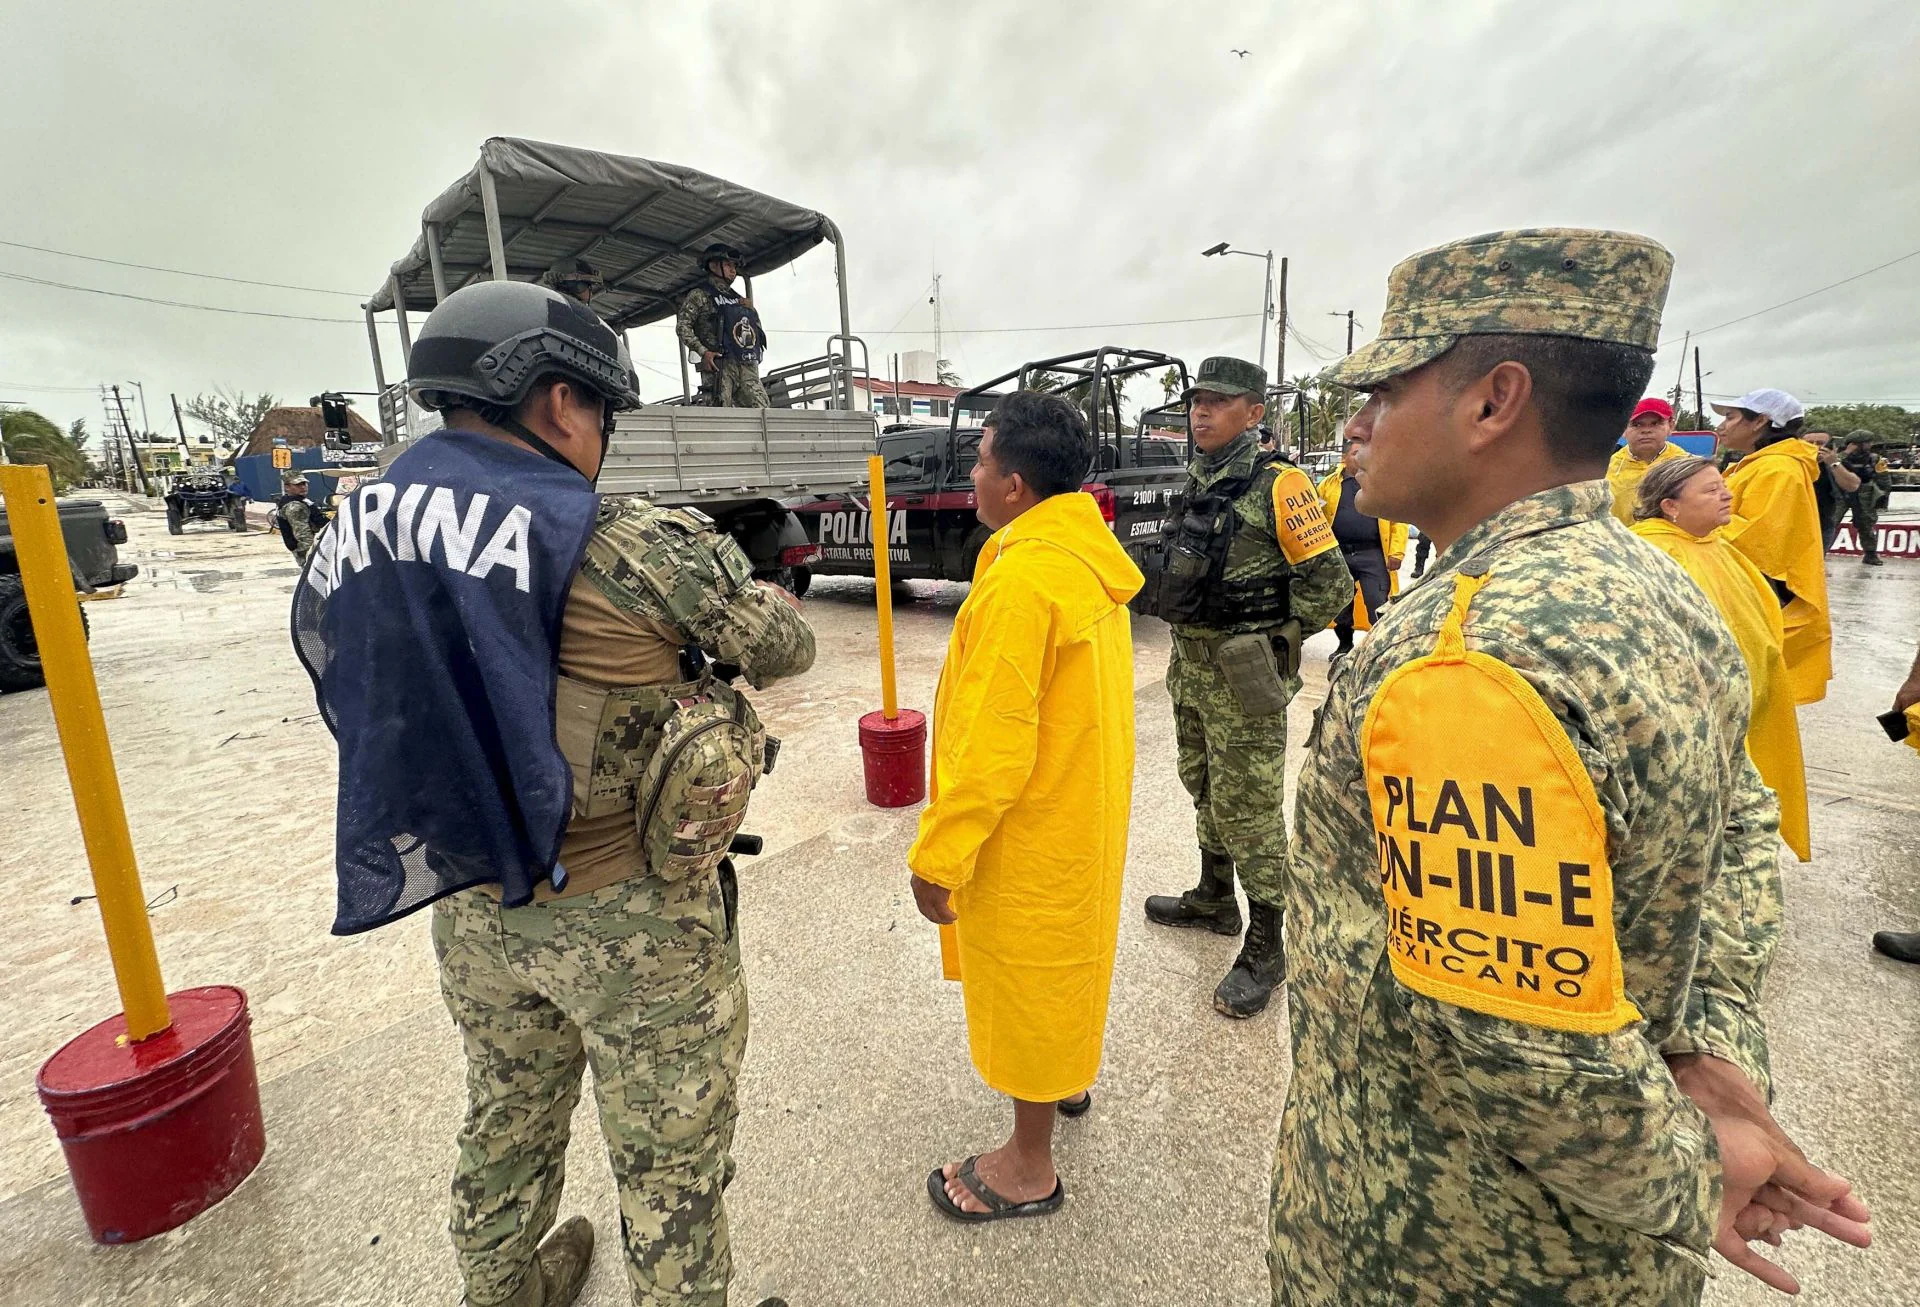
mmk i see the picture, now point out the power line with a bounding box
[767,310,1263,338]
[0,380,105,393]
[0,238,364,297]
[0,268,364,323]
[1663,246,1920,346]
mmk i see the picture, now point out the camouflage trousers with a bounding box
[432,867,748,1307]
[1167,642,1295,908]
[699,361,769,409]
[1840,491,1882,555]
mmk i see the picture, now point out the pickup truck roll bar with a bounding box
[945,346,1190,476]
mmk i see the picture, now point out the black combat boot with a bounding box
[1213,901,1285,1018]
[1144,851,1242,936]
[1872,931,1920,964]
[1864,551,1885,566]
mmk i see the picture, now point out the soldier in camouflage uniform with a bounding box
[1271,230,1868,1303]
[274,473,324,563]
[1142,356,1352,1018]
[1838,431,1891,565]
[343,279,810,1307]
[436,498,811,1307]
[541,257,606,308]
[676,243,771,409]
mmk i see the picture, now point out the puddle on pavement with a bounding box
[180,570,245,593]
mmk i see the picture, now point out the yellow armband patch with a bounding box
[1271,467,1338,565]
[1359,571,1639,1034]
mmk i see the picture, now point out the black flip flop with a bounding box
[1057,1091,1092,1119]
[927,1156,1066,1224]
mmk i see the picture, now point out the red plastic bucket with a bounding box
[859,708,928,807]
[37,984,266,1244]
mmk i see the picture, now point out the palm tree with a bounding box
[3,408,91,492]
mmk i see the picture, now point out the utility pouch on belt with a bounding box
[1216,632,1290,717]
[634,685,766,882]
[554,672,768,882]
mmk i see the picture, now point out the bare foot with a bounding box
[940,1145,1057,1214]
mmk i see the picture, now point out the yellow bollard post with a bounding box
[0,465,171,1040]
[868,453,899,720]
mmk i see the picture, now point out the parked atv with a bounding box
[164,467,249,535]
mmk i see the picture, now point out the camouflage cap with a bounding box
[1184,355,1268,401]
[1843,429,1877,446]
[1321,228,1674,391]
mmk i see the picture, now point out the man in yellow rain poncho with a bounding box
[1714,388,1830,704]
[1630,455,1810,861]
[1606,396,1688,524]
[907,390,1143,1223]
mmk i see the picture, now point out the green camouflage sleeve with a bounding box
[1407,998,1721,1259]
[1659,750,1783,1097]
[676,288,715,356]
[1397,684,1722,1261]
[580,499,815,689]
[1289,547,1355,632]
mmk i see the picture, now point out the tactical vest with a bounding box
[275,494,314,553]
[551,500,775,884]
[709,284,766,365]
[1158,447,1293,630]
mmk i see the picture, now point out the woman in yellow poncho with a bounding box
[1714,388,1830,704]
[1630,455,1810,860]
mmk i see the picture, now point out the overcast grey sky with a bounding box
[3,0,1916,439]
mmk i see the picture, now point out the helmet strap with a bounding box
[496,412,593,485]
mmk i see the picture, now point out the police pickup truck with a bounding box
[789,348,1194,608]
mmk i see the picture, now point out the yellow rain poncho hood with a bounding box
[1722,437,1831,704]
[1632,519,1810,861]
[908,491,1142,1102]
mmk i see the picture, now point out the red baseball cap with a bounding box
[1630,397,1674,422]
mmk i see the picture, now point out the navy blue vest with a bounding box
[291,429,600,934]
[710,284,766,365]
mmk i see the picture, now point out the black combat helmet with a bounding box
[701,242,744,274]
[406,280,639,415]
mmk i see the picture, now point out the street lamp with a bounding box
[1202,243,1275,376]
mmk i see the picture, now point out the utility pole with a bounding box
[128,381,151,441]
[1669,330,1690,414]
[1331,310,1358,428]
[1274,256,1288,386]
[930,272,943,375]
[171,393,194,463]
[111,386,151,495]
[1693,347,1705,429]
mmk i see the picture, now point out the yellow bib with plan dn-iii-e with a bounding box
[1360,571,1639,1034]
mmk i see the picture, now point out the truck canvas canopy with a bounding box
[363,137,857,411]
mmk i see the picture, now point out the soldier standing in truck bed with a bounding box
[676,243,771,409]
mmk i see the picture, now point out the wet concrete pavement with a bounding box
[0,493,1914,1305]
